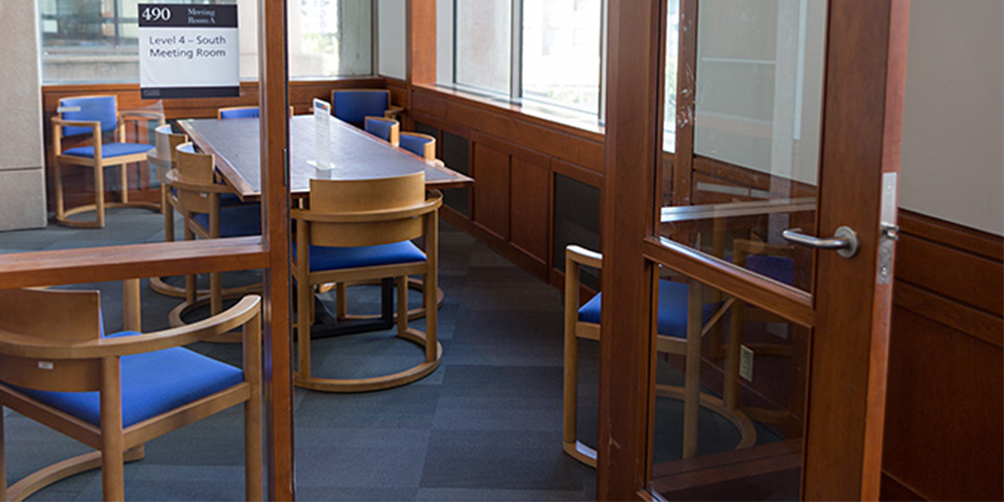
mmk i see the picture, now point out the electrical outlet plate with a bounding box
[739,344,754,382]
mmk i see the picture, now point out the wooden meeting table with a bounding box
[178,114,470,337]
[178,114,471,201]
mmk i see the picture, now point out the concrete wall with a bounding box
[377,0,407,80]
[900,0,1004,236]
[0,0,47,231]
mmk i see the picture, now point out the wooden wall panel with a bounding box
[472,143,510,241]
[510,157,550,267]
[881,210,1004,502]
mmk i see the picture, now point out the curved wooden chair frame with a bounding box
[398,132,437,161]
[51,95,164,228]
[292,173,443,393]
[164,143,261,340]
[562,245,756,467]
[363,116,401,147]
[0,289,262,501]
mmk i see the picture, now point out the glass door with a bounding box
[597,0,910,499]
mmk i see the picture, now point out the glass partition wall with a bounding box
[1,0,292,498]
[647,1,826,498]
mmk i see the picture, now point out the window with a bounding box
[38,0,373,83]
[448,0,604,119]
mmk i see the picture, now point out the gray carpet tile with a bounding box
[1,209,777,501]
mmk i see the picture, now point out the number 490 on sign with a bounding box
[142,6,172,22]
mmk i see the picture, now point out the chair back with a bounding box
[331,89,390,126]
[306,171,429,247]
[364,116,400,146]
[0,288,103,392]
[58,95,119,137]
[399,132,436,161]
[733,239,797,286]
[155,124,187,164]
[218,106,260,119]
[173,142,218,214]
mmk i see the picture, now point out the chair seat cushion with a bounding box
[578,279,718,339]
[62,142,152,159]
[746,255,795,286]
[11,332,243,428]
[193,203,262,238]
[294,241,426,272]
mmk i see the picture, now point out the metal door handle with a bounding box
[782,225,859,258]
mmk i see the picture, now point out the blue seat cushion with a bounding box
[62,142,152,159]
[294,241,426,272]
[10,331,244,428]
[193,203,262,238]
[578,279,718,339]
[219,108,260,119]
[364,119,395,142]
[60,96,119,137]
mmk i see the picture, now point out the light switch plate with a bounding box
[739,344,754,382]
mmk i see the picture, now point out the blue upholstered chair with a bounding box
[0,288,263,501]
[291,172,443,392]
[330,89,403,128]
[363,116,400,146]
[562,245,756,467]
[398,132,436,161]
[217,106,260,119]
[166,143,262,326]
[51,95,164,228]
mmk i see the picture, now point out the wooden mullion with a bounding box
[257,0,293,498]
[597,0,665,499]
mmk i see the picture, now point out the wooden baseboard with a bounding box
[880,471,926,501]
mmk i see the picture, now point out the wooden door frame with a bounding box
[598,0,910,500]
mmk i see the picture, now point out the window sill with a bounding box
[414,83,605,139]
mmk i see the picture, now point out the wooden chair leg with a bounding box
[562,260,580,451]
[723,300,745,410]
[335,283,348,319]
[243,314,263,502]
[94,164,106,228]
[682,279,703,459]
[162,186,174,241]
[99,358,124,501]
[119,163,130,204]
[396,276,408,336]
[122,279,142,332]
[54,161,66,221]
[296,275,312,381]
[210,272,223,315]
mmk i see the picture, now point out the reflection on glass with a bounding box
[521,0,601,113]
[455,0,512,95]
[660,0,826,294]
[647,272,807,500]
[39,0,372,83]
[663,0,680,152]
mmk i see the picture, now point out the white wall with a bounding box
[378,0,407,80]
[900,0,1004,236]
[0,0,47,231]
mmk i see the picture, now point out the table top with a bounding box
[178,115,473,201]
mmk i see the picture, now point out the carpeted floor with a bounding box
[1,208,777,501]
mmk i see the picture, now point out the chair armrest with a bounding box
[119,109,166,125]
[0,296,261,360]
[51,118,102,154]
[566,245,603,270]
[165,169,237,194]
[384,105,404,120]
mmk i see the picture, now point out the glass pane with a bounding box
[646,272,807,500]
[663,0,680,152]
[289,0,373,78]
[455,0,512,95]
[39,0,371,83]
[521,0,601,113]
[660,0,827,294]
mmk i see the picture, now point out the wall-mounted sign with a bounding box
[138,4,239,99]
